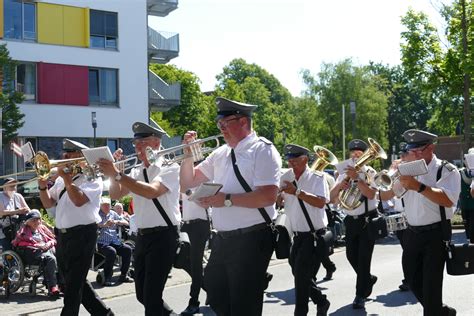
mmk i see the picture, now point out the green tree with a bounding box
[0,44,25,146]
[400,3,473,146]
[302,59,389,161]
[149,64,216,138]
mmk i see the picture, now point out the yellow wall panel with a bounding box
[37,3,64,45]
[84,8,90,48]
[63,6,88,47]
[0,0,4,38]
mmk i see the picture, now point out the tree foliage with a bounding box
[0,44,25,146]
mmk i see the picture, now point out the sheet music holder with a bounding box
[464,153,474,170]
[188,183,223,202]
[81,146,114,166]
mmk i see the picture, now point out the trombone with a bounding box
[145,134,223,166]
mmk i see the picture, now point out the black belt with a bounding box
[182,218,208,225]
[138,225,177,236]
[58,223,97,234]
[408,221,443,233]
[349,210,377,220]
[217,222,268,239]
[294,228,326,237]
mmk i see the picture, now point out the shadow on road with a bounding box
[264,288,295,305]
[329,303,368,316]
[374,289,417,307]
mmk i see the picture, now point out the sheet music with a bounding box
[188,183,223,202]
[81,146,114,166]
[21,142,35,162]
[397,159,428,176]
[335,159,354,176]
[464,153,474,170]
[280,168,295,189]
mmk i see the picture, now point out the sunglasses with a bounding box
[216,116,242,129]
[408,144,430,153]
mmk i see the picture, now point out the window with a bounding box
[4,0,36,40]
[107,139,118,153]
[90,10,118,49]
[89,68,118,105]
[16,63,36,101]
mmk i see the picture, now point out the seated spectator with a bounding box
[12,209,59,297]
[113,203,130,222]
[97,197,133,286]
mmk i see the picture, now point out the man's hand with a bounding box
[281,180,297,195]
[399,175,421,191]
[198,192,225,208]
[183,131,198,155]
[57,165,73,184]
[345,166,360,180]
[97,158,119,178]
[17,207,29,215]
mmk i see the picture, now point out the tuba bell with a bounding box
[310,146,339,172]
[338,138,387,210]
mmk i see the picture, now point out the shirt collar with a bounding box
[234,131,258,152]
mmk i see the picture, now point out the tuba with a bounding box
[310,146,339,172]
[338,138,387,210]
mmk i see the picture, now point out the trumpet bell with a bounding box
[311,145,339,172]
[34,152,51,180]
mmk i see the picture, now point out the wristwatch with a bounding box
[114,172,123,181]
[418,183,427,193]
[295,188,302,197]
[224,194,233,207]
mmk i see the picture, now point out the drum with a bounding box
[385,212,408,232]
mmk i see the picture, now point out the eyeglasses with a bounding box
[132,137,153,147]
[408,144,430,153]
[216,117,241,129]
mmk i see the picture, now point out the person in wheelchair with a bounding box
[97,197,133,286]
[12,209,60,297]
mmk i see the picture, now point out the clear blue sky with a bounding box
[149,0,447,97]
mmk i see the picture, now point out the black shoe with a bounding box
[106,308,115,316]
[443,305,457,316]
[398,282,409,291]
[317,299,330,316]
[352,296,365,309]
[364,275,378,298]
[117,275,133,283]
[263,272,273,291]
[181,304,200,315]
[104,279,113,286]
[323,265,336,281]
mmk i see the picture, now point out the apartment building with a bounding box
[0,0,180,174]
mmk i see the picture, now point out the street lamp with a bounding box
[91,112,97,147]
[350,101,356,138]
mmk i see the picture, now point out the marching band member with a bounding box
[180,186,211,315]
[38,139,113,316]
[180,97,281,316]
[460,147,474,243]
[280,144,331,316]
[98,122,180,316]
[380,129,460,316]
[330,139,378,309]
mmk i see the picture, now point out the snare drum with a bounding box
[385,212,408,232]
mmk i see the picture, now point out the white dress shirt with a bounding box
[129,160,181,229]
[181,190,209,221]
[283,166,329,232]
[403,155,461,226]
[471,181,474,190]
[50,175,102,229]
[198,132,281,231]
[334,160,378,216]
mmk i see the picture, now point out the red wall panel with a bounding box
[38,62,88,106]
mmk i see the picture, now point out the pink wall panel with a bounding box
[38,62,88,106]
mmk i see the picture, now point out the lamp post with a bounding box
[342,104,346,159]
[350,101,356,139]
[91,112,97,147]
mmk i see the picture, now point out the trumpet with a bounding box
[145,134,223,166]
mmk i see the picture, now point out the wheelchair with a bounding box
[1,247,46,299]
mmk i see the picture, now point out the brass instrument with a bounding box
[310,145,339,172]
[338,138,387,210]
[145,134,223,165]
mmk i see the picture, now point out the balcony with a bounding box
[147,0,178,17]
[148,27,179,64]
[149,70,181,111]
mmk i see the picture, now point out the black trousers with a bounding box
[395,229,408,282]
[344,216,375,297]
[402,226,452,316]
[181,219,210,306]
[461,207,474,243]
[57,223,109,316]
[98,242,132,280]
[289,233,327,316]
[134,228,178,316]
[204,226,273,316]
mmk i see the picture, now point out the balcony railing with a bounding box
[148,27,179,64]
[147,0,178,17]
[149,70,181,111]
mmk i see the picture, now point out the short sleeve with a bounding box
[253,144,281,187]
